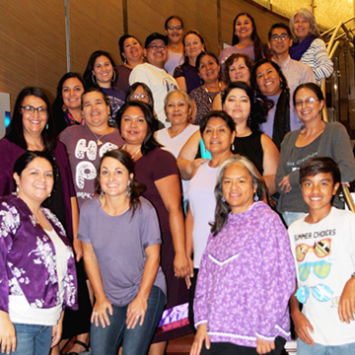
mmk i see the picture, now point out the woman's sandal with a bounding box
[63,340,90,355]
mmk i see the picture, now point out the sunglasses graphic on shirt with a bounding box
[299,260,331,281]
[296,238,331,262]
[296,284,333,304]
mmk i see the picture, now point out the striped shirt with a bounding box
[300,38,333,82]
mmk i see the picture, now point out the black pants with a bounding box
[188,268,199,333]
[200,337,286,355]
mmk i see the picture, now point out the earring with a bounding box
[45,123,49,130]
[48,193,51,198]
[204,146,206,154]
[16,186,19,194]
[126,184,131,197]
[231,143,235,151]
[62,104,67,112]
[92,74,97,85]
[100,191,105,197]
[111,70,117,82]
[124,58,127,64]
[254,193,259,202]
[221,196,226,202]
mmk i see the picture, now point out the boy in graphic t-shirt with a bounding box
[288,157,355,355]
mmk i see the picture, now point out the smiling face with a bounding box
[144,39,167,68]
[184,34,204,61]
[120,106,148,146]
[99,156,133,198]
[234,15,253,41]
[92,55,114,86]
[198,55,220,84]
[268,27,292,56]
[165,92,191,126]
[293,14,311,42]
[294,87,324,124]
[202,116,235,156]
[166,18,183,44]
[22,95,48,137]
[256,62,282,97]
[301,172,339,215]
[62,78,84,111]
[122,37,143,63]
[223,88,251,125]
[82,91,110,129]
[222,162,255,214]
[130,85,150,105]
[14,157,54,204]
[228,57,250,83]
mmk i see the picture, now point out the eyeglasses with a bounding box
[21,105,47,116]
[271,34,289,42]
[295,284,333,304]
[131,94,148,100]
[167,26,182,31]
[299,260,331,281]
[295,97,319,107]
[296,238,331,262]
[147,45,166,51]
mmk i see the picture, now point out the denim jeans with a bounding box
[91,286,165,355]
[11,323,52,355]
[297,339,355,355]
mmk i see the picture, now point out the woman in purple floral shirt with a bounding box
[191,155,295,355]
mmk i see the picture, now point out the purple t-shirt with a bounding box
[219,43,255,70]
[101,87,125,118]
[113,65,132,94]
[59,125,124,209]
[78,196,166,306]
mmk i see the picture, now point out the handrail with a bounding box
[342,185,355,213]
[327,22,343,55]
[321,16,355,37]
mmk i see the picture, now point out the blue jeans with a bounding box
[297,339,355,355]
[91,286,165,355]
[11,323,52,355]
[282,212,307,227]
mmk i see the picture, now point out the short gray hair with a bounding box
[164,89,193,122]
[289,8,320,40]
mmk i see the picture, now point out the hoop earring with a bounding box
[111,70,117,82]
[92,74,97,85]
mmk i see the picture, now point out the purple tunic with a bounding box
[194,202,296,347]
[0,139,76,240]
[173,62,201,94]
[113,65,132,94]
[0,194,77,313]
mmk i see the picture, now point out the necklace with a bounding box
[89,129,109,145]
[122,144,141,160]
[203,81,222,104]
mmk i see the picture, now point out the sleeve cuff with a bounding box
[195,320,207,328]
[255,332,275,342]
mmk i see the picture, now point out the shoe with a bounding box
[63,340,90,355]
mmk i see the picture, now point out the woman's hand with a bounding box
[279,175,292,193]
[292,310,315,345]
[256,339,275,354]
[51,318,63,348]
[174,252,190,279]
[190,324,210,355]
[191,159,209,172]
[91,297,113,328]
[185,257,194,289]
[126,295,147,329]
[73,238,83,262]
[0,311,16,354]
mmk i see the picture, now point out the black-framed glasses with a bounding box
[21,105,47,116]
[271,34,289,42]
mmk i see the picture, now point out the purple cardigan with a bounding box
[0,138,76,240]
[0,194,77,313]
[194,202,296,347]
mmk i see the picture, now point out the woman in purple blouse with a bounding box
[0,151,77,355]
[191,155,296,355]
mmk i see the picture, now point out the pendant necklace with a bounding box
[122,144,141,160]
[204,81,222,104]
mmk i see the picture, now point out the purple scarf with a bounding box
[290,35,317,61]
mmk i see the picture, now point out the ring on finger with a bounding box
[94,312,98,315]
[136,315,139,319]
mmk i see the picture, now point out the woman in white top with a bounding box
[185,110,235,328]
[155,90,199,206]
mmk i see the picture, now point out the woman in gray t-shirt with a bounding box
[78,149,166,355]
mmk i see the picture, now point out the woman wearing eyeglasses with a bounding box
[164,16,184,75]
[275,83,355,227]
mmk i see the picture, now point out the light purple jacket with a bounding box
[194,202,296,347]
[0,195,77,313]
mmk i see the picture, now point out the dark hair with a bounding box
[300,157,341,187]
[6,87,57,152]
[95,149,146,218]
[118,35,142,62]
[165,16,184,30]
[268,23,292,41]
[195,51,219,79]
[222,81,267,133]
[81,87,111,110]
[125,82,155,109]
[293,82,324,106]
[83,50,117,88]
[223,53,254,85]
[183,30,206,64]
[232,13,270,62]
[116,101,163,155]
[52,72,86,135]
[14,150,56,187]
[211,155,266,236]
[199,110,235,136]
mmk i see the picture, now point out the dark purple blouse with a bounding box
[113,65,132,94]
[173,62,201,94]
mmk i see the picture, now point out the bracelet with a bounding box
[351,272,355,278]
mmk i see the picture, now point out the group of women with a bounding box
[0,6,351,355]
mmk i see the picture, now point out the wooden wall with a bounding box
[0,0,289,110]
